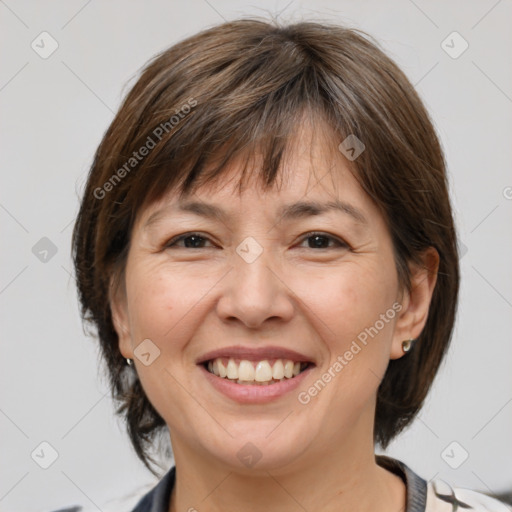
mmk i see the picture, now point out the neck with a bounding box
[167,411,406,512]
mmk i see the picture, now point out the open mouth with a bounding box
[203,357,313,385]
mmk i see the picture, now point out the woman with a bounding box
[67,17,510,512]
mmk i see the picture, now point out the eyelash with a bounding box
[164,231,349,250]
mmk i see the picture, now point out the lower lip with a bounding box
[199,364,314,404]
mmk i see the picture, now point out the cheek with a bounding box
[123,264,205,424]
[125,261,219,356]
[331,268,399,391]
[124,262,187,350]
[127,276,171,335]
[295,261,398,350]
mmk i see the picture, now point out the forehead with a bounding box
[138,159,376,241]
[135,116,378,230]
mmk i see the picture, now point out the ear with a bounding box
[109,273,134,360]
[390,247,439,360]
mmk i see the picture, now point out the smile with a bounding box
[197,345,315,403]
[205,357,311,385]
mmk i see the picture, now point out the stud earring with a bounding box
[402,339,415,353]
[126,358,133,366]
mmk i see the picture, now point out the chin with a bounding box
[196,418,313,473]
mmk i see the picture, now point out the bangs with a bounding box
[100,24,352,230]
[127,80,340,225]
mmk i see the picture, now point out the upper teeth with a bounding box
[207,358,306,383]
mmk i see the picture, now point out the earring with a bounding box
[402,339,415,353]
[126,358,133,366]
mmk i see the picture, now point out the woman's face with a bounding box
[112,124,428,473]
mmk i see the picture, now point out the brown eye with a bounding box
[165,233,214,249]
[298,232,349,249]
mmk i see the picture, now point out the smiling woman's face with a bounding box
[111,121,435,474]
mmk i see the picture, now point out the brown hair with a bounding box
[72,17,460,476]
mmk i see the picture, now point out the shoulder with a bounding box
[426,478,512,512]
[376,454,511,512]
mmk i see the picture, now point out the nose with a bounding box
[216,244,295,329]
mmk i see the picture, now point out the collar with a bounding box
[376,454,428,512]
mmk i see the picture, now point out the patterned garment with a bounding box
[49,455,511,512]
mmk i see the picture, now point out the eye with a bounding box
[164,233,214,249]
[164,231,349,250]
[297,232,349,250]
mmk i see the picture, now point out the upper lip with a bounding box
[196,345,315,365]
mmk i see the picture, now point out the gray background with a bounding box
[1,1,511,511]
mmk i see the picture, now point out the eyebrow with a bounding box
[143,199,368,229]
